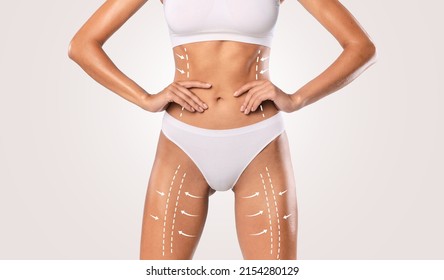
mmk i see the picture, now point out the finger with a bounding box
[250,92,271,112]
[171,84,204,112]
[174,81,209,110]
[245,85,274,114]
[233,80,262,97]
[165,89,195,112]
[241,83,268,112]
[175,84,208,111]
[170,93,196,113]
[244,92,265,114]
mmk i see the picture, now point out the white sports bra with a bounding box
[162,0,281,48]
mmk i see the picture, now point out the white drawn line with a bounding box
[170,172,186,254]
[279,189,288,196]
[242,192,259,199]
[260,68,269,74]
[178,230,196,238]
[181,210,199,217]
[150,214,159,221]
[156,190,165,196]
[266,166,281,260]
[250,229,267,236]
[260,173,273,255]
[162,164,180,256]
[246,210,263,217]
[185,192,204,199]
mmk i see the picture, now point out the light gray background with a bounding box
[1,0,443,259]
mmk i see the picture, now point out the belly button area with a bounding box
[216,97,223,101]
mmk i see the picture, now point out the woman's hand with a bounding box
[140,80,211,113]
[233,80,301,114]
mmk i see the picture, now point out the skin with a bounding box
[68,0,376,259]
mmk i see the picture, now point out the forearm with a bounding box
[68,39,149,108]
[292,41,377,110]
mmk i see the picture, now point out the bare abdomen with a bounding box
[165,41,279,129]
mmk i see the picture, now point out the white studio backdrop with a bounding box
[0,0,443,259]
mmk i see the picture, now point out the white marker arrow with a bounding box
[176,68,185,74]
[178,230,196,238]
[260,56,269,61]
[242,192,259,199]
[246,210,263,217]
[156,190,165,196]
[283,214,292,220]
[260,68,269,74]
[279,190,288,196]
[181,210,199,217]
[185,192,204,199]
[175,53,185,59]
[250,229,267,236]
[150,214,159,221]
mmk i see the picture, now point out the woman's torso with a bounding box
[162,0,281,129]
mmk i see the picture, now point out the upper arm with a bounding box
[70,0,149,46]
[297,0,375,49]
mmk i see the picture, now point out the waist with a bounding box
[163,108,284,135]
[167,42,277,129]
[165,85,279,129]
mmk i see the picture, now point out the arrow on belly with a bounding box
[260,68,269,74]
[178,230,196,238]
[175,53,185,59]
[250,229,267,236]
[176,68,185,74]
[283,214,292,220]
[260,56,269,61]
[185,192,204,199]
[242,192,259,199]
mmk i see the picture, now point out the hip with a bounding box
[165,97,279,129]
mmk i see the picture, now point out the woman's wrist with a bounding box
[290,92,306,112]
[138,92,153,111]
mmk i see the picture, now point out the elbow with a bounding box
[68,38,102,66]
[362,40,377,65]
[356,39,377,66]
[67,38,81,62]
[345,39,378,67]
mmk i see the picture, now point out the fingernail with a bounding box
[206,83,212,87]
[198,106,204,112]
[191,107,195,112]
[244,109,249,114]
[240,105,244,111]
[233,91,238,96]
[203,103,208,109]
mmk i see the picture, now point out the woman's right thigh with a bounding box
[139,131,211,260]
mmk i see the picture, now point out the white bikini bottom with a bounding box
[161,111,285,192]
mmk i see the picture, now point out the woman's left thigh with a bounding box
[232,131,298,260]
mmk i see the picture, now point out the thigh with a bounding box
[232,131,298,260]
[140,131,212,260]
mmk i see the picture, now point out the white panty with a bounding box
[161,111,285,192]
